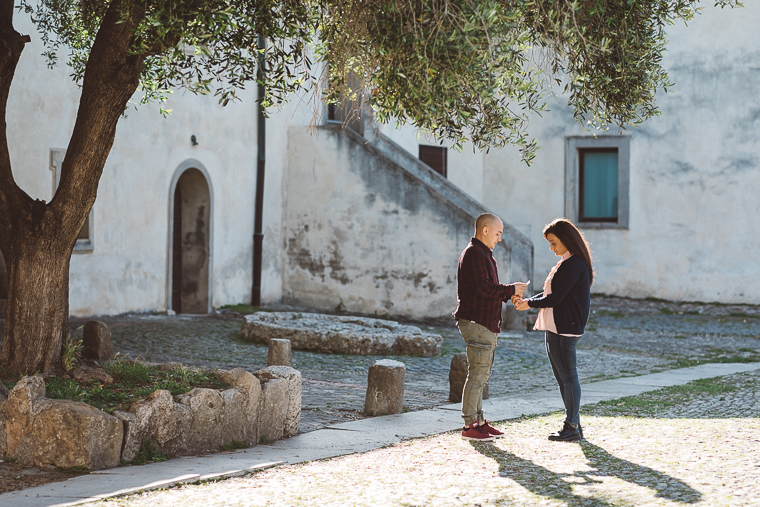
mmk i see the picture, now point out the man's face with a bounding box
[482,221,504,249]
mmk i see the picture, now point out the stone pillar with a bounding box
[82,320,114,361]
[364,359,405,416]
[448,352,488,403]
[267,338,292,367]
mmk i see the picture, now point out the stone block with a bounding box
[258,378,287,443]
[113,410,142,463]
[221,388,249,445]
[176,388,225,453]
[33,399,123,470]
[221,368,262,445]
[82,320,114,361]
[267,338,292,367]
[255,366,301,437]
[448,353,488,403]
[5,376,46,465]
[129,389,191,457]
[364,359,405,416]
[241,312,442,356]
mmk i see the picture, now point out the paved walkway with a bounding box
[2,361,758,507]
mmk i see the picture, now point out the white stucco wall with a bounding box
[481,1,760,303]
[6,13,311,315]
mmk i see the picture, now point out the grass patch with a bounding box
[220,440,248,452]
[131,439,169,466]
[659,307,674,315]
[585,377,740,417]
[1,359,229,414]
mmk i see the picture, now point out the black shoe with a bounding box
[548,422,581,442]
[578,423,584,440]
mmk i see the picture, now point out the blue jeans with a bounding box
[545,331,581,426]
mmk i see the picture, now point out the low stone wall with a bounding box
[240,312,443,357]
[0,364,301,470]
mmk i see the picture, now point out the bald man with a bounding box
[454,213,528,441]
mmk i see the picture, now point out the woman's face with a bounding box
[546,233,568,257]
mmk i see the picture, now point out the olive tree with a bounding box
[0,0,739,374]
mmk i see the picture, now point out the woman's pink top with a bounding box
[533,252,582,337]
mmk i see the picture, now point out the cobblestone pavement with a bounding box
[72,296,760,432]
[96,369,760,506]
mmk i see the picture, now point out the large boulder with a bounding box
[220,368,262,445]
[5,376,46,465]
[33,399,123,470]
[82,320,115,361]
[254,366,301,437]
[176,388,225,454]
[129,389,191,457]
[113,410,142,463]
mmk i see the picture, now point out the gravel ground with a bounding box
[95,369,760,507]
[3,296,757,496]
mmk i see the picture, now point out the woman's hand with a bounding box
[511,296,530,311]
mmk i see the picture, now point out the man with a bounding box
[454,213,528,441]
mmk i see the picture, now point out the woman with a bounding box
[512,218,593,442]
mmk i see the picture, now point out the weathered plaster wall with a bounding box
[482,1,760,303]
[283,126,532,319]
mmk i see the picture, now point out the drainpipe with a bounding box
[252,34,266,307]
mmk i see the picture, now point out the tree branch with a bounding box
[0,1,31,251]
[50,0,146,238]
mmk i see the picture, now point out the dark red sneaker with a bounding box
[461,422,495,442]
[481,421,505,438]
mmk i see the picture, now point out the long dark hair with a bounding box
[543,218,594,286]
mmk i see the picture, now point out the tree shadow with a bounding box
[471,439,702,506]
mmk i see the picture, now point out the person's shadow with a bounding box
[472,440,701,505]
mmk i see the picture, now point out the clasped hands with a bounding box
[511,282,530,311]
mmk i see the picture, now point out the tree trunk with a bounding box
[0,237,72,374]
[0,1,146,374]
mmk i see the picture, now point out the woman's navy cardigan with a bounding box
[527,255,591,336]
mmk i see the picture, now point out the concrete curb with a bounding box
[3,362,759,507]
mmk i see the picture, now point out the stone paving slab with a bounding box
[3,361,758,507]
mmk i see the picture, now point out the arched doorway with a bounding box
[170,167,211,314]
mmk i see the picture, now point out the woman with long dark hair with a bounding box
[512,218,593,442]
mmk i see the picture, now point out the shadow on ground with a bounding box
[472,439,701,506]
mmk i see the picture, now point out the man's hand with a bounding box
[513,281,529,297]
[511,296,530,311]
